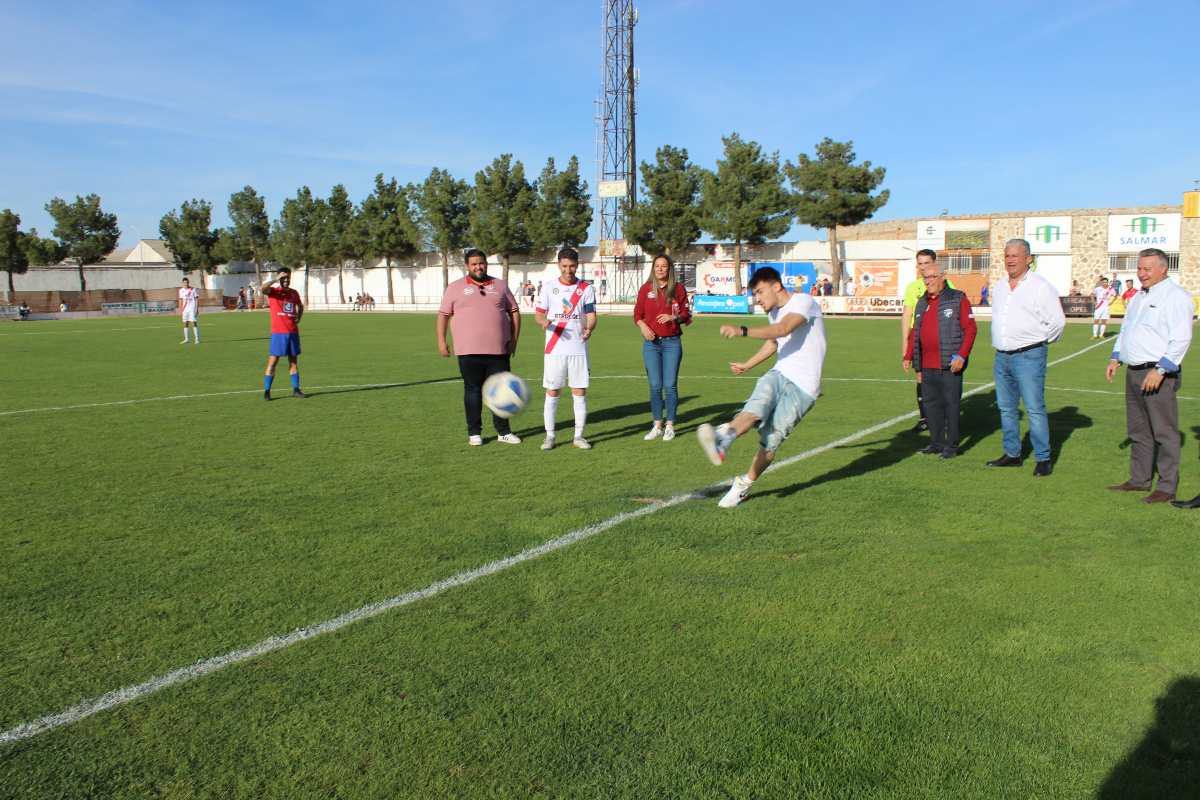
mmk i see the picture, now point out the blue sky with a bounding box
[2,0,1197,247]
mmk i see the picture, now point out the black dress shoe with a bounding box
[1033,460,1052,477]
[986,454,1023,467]
[919,445,941,455]
[1171,494,1200,509]
[911,420,929,433]
[940,449,958,459]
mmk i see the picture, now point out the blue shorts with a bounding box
[741,370,816,453]
[269,332,301,357]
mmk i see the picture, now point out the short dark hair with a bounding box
[557,247,579,263]
[463,248,487,262]
[181,277,190,284]
[748,266,782,289]
[277,266,292,275]
[916,249,937,261]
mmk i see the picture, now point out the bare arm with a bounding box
[436,313,452,357]
[720,313,807,340]
[730,340,778,374]
[508,308,521,355]
[535,310,551,330]
[582,311,597,340]
[901,307,914,356]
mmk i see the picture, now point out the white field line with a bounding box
[0,338,1111,747]
[0,325,179,337]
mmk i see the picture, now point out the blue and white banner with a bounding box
[693,294,752,314]
[748,261,818,294]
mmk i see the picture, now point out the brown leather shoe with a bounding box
[1143,490,1176,504]
[1107,481,1151,492]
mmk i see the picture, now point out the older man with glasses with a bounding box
[986,238,1066,476]
[1104,248,1194,505]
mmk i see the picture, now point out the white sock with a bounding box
[182,327,190,341]
[573,395,587,437]
[719,425,738,447]
[1099,323,1106,337]
[544,395,559,435]
[1092,323,1098,337]
[192,326,200,343]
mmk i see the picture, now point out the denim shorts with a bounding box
[742,370,816,453]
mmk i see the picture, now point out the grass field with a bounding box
[1,310,1198,799]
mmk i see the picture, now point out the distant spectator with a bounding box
[844,279,856,297]
[980,285,990,306]
[18,302,31,320]
[1121,280,1137,302]
[822,279,833,296]
[237,287,247,310]
[59,302,67,313]
[1070,281,1082,296]
[246,285,256,309]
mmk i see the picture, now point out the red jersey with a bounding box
[267,287,303,333]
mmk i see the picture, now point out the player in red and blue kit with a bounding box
[261,267,306,400]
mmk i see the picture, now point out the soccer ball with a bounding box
[482,371,530,418]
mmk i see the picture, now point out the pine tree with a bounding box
[786,138,889,294]
[699,134,792,295]
[623,145,703,257]
[469,154,534,283]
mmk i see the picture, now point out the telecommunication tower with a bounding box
[596,0,637,281]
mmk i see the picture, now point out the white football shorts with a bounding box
[542,354,590,390]
[182,307,198,323]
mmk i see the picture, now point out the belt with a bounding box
[1128,362,1157,370]
[998,341,1046,355]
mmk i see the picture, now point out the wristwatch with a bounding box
[1155,367,1167,377]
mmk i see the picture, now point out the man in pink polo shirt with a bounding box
[437,248,523,446]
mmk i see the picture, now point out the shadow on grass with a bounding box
[305,377,460,398]
[579,399,744,445]
[1097,676,1200,799]
[954,392,1001,455]
[1044,405,1093,465]
[759,425,928,500]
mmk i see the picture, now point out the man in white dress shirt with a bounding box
[1104,248,1194,505]
[986,239,1066,476]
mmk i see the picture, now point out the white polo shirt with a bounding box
[990,270,1065,352]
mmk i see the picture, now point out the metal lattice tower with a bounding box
[596,0,636,249]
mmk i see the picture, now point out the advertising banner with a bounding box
[1107,213,1181,252]
[696,261,743,295]
[817,296,906,315]
[693,294,752,314]
[851,260,899,296]
[917,220,945,251]
[748,261,818,294]
[1024,216,1073,254]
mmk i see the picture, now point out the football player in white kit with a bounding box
[1092,277,1116,339]
[178,277,200,344]
[534,247,597,450]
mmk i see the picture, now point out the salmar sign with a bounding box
[1107,213,1181,253]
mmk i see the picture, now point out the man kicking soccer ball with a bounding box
[697,266,827,508]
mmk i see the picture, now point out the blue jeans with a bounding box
[643,336,682,422]
[993,345,1050,461]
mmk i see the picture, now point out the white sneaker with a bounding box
[496,433,521,445]
[697,423,728,465]
[572,437,591,450]
[180,339,188,344]
[541,435,555,451]
[718,475,753,508]
[662,425,676,442]
[643,425,663,441]
[468,435,483,446]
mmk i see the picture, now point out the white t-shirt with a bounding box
[178,287,198,312]
[768,292,826,398]
[1093,285,1115,311]
[536,279,596,357]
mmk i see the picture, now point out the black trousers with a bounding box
[458,354,512,436]
[921,369,963,453]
